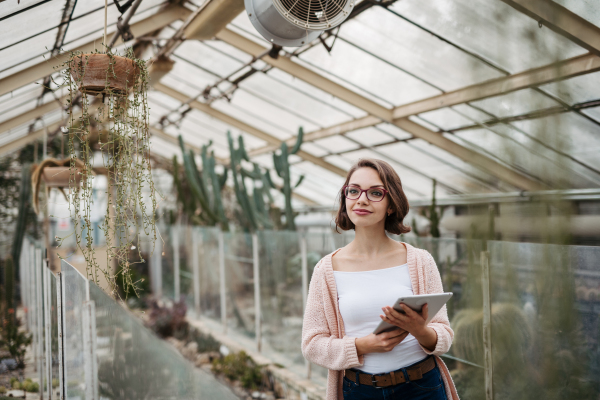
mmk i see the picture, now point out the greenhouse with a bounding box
[1,0,600,399]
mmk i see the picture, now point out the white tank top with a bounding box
[333,264,428,374]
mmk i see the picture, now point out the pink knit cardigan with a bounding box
[301,242,460,400]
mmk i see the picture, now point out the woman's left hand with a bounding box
[380,304,428,337]
[380,304,437,351]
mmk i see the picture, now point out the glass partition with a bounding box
[488,241,600,399]
[224,231,255,336]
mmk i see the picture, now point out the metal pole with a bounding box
[60,268,68,399]
[218,230,227,333]
[192,228,201,317]
[252,233,261,352]
[481,251,494,400]
[300,233,311,379]
[35,248,43,399]
[82,301,98,400]
[43,261,53,399]
[173,225,180,301]
[56,272,65,400]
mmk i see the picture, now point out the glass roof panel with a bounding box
[300,142,330,158]
[203,40,254,64]
[375,123,413,140]
[470,88,561,118]
[391,0,586,73]
[225,89,320,133]
[0,28,58,76]
[64,4,121,44]
[581,107,600,123]
[239,73,356,128]
[313,135,360,154]
[265,68,366,119]
[376,141,491,193]
[341,6,504,91]
[211,100,291,141]
[510,112,600,171]
[0,1,63,48]
[406,139,512,191]
[173,41,244,78]
[1,0,50,18]
[418,108,476,131]
[0,82,42,113]
[552,0,600,28]
[324,154,355,171]
[539,71,600,105]
[0,99,37,125]
[345,127,395,147]
[298,39,441,106]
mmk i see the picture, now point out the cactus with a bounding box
[420,179,441,238]
[175,136,228,229]
[227,131,274,231]
[269,127,305,230]
[4,256,14,319]
[12,164,31,277]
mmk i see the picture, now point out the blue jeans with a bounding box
[342,357,448,400]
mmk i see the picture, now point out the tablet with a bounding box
[373,293,453,335]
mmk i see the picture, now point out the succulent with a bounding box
[266,127,305,230]
[176,136,228,229]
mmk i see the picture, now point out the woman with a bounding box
[301,158,459,400]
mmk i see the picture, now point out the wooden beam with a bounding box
[0,116,74,157]
[153,82,348,177]
[0,5,192,98]
[393,118,547,191]
[0,97,66,135]
[215,29,393,122]
[393,53,600,119]
[246,53,600,158]
[184,0,245,40]
[500,0,600,57]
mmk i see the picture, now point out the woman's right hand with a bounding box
[355,329,409,356]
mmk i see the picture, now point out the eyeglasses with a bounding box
[342,185,388,202]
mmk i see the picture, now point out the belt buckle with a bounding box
[371,374,383,388]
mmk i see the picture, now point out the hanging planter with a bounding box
[69,53,140,95]
[58,47,157,298]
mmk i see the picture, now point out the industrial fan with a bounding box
[245,0,354,47]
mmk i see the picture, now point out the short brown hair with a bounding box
[335,158,411,235]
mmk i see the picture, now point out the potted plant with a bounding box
[57,46,157,298]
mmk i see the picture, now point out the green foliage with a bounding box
[0,385,6,393]
[420,179,441,238]
[227,132,274,231]
[175,137,228,229]
[189,329,220,353]
[272,127,304,230]
[58,47,157,298]
[211,351,263,390]
[3,256,14,316]
[0,313,32,368]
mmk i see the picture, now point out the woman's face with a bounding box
[345,167,391,229]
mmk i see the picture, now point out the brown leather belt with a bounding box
[344,356,435,388]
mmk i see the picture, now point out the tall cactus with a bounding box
[175,136,228,229]
[4,256,14,318]
[12,164,31,277]
[268,127,304,230]
[227,131,274,231]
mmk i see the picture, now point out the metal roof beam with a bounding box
[499,0,600,57]
[0,4,192,98]
[153,82,348,177]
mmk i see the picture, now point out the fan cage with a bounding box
[272,0,353,30]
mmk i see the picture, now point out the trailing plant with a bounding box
[174,136,228,228]
[55,47,157,298]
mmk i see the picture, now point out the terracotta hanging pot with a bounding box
[69,54,140,96]
[31,158,88,214]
